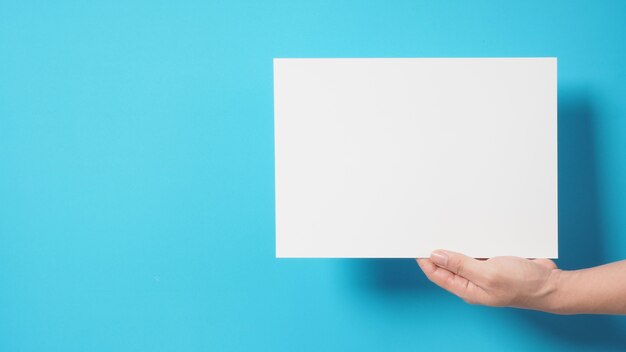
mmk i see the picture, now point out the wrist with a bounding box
[539,268,573,314]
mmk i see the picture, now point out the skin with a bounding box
[416,250,626,315]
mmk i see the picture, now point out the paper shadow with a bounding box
[554,88,605,271]
[345,258,433,292]
[514,88,626,349]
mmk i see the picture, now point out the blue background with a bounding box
[1,0,626,350]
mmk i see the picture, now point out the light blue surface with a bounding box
[1,1,626,350]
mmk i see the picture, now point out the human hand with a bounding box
[417,250,562,312]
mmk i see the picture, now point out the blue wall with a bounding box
[1,1,625,350]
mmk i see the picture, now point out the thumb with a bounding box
[532,258,558,270]
[430,249,483,281]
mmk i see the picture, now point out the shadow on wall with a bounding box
[555,88,605,271]
[345,87,626,349]
[347,257,433,292]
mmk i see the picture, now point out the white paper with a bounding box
[274,58,557,258]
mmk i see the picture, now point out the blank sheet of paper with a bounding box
[274,58,557,258]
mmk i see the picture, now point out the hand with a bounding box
[417,250,562,312]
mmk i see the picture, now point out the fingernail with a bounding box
[430,250,448,267]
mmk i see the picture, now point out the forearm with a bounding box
[545,260,626,315]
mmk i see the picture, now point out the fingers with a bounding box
[416,258,487,304]
[417,258,466,292]
[430,249,485,282]
[419,252,558,308]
